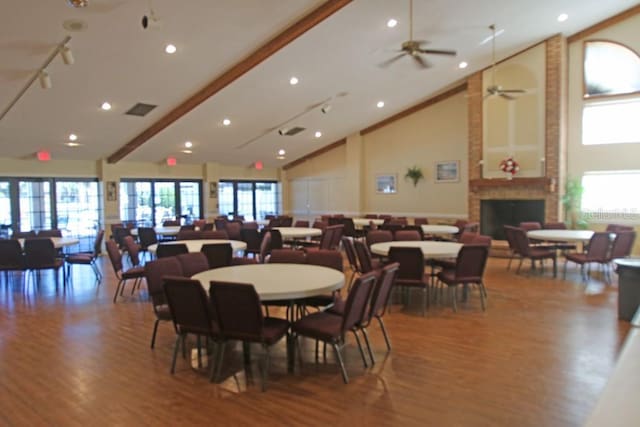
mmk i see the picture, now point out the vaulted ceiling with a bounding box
[1,0,637,167]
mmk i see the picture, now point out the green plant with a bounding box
[562,177,587,229]
[405,166,424,187]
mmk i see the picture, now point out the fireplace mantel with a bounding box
[469,177,554,192]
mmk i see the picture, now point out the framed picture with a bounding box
[435,161,460,183]
[375,174,397,194]
[209,181,218,198]
[106,181,117,201]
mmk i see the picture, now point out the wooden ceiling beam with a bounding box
[107,0,353,164]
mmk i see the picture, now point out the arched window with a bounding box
[584,40,640,98]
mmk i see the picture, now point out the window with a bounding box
[56,180,100,249]
[218,180,279,220]
[582,99,640,145]
[119,179,202,225]
[581,171,640,219]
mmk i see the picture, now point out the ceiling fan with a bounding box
[380,0,456,69]
[485,24,526,100]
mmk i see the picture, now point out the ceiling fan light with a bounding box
[39,70,52,89]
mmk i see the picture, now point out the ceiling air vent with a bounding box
[125,103,157,117]
[279,126,306,136]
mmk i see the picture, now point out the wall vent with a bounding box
[125,103,157,117]
[281,126,306,136]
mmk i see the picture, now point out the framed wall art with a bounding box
[375,174,397,194]
[435,161,460,183]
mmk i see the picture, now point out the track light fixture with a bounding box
[39,71,52,89]
[321,104,332,114]
[60,46,74,65]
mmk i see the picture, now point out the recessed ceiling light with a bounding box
[222,118,231,126]
[458,61,468,69]
[165,44,177,54]
[557,13,568,22]
[376,101,385,108]
[184,141,192,148]
[181,149,193,154]
[68,133,78,141]
[387,18,398,28]
[314,131,322,138]
[101,101,112,111]
[65,142,81,147]
[278,149,286,156]
[289,76,299,85]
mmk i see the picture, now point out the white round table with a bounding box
[18,237,80,249]
[421,225,459,235]
[192,263,344,301]
[352,218,385,230]
[370,241,462,259]
[131,226,181,237]
[527,229,594,243]
[273,227,322,239]
[148,239,247,254]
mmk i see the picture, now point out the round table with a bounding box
[273,227,322,239]
[18,237,80,249]
[192,263,344,301]
[131,226,181,237]
[352,218,385,230]
[527,229,594,243]
[148,239,247,254]
[370,241,462,259]
[421,225,459,235]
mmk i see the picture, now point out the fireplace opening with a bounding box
[480,199,545,240]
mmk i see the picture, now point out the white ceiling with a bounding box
[0,0,637,167]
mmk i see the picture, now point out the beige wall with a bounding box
[362,92,468,218]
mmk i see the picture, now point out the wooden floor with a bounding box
[0,255,630,426]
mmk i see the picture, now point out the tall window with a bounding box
[56,180,100,248]
[19,180,52,232]
[120,179,202,225]
[581,171,640,220]
[217,180,279,220]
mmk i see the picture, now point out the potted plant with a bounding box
[405,166,424,187]
[562,177,587,229]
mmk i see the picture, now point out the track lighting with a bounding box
[321,104,332,114]
[60,46,74,65]
[67,0,88,7]
[39,71,52,89]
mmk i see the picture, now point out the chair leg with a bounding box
[170,334,182,374]
[552,257,557,278]
[113,279,123,303]
[213,341,226,382]
[563,259,569,279]
[150,319,160,349]
[478,282,486,311]
[261,345,270,392]
[516,258,524,274]
[360,327,375,365]
[352,330,368,368]
[451,286,458,313]
[333,342,349,384]
[376,316,392,351]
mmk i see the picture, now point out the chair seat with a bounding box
[292,312,342,341]
[66,253,94,264]
[261,317,290,345]
[326,298,345,315]
[299,294,334,308]
[122,266,145,279]
[528,248,556,259]
[437,269,482,286]
[30,259,64,270]
[395,276,429,288]
[565,253,607,264]
[155,304,172,320]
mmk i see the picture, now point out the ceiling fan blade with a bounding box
[500,89,526,94]
[412,54,430,69]
[499,93,516,100]
[378,53,406,68]
[418,48,457,56]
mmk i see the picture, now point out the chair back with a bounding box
[518,221,542,231]
[193,219,207,229]
[317,226,334,250]
[388,247,424,282]
[92,229,105,257]
[13,230,36,239]
[340,218,357,238]
[105,239,123,273]
[353,240,375,273]
[24,238,57,268]
[543,222,567,230]
[268,249,306,264]
[458,231,478,244]
[209,282,264,341]
[454,245,489,282]
[112,227,132,248]
[225,222,242,240]
[312,220,328,231]
[452,219,469,240]
[462,222,480,233]
[511,227,533,257]
[176,230,202,240]
[364,214,378,219]
[609,231,636,260]
[179,225,196,231]
[472,234,492,246]
[278,216,293,227]
[201,230,229,240]
[144,257,183,306]
[201,243,232,269]
[585,232,612,262]
[368,262,400,320]
[0,239,25,269]
[366,230,393,247]
[259,231,272,262]
[202,222,215,231]
[294,220,309,228]
[341,237,360,273]
[328,225,344,250]
[137,227,157,249]
[341,272,376,333]
[240,228,262,252]
[306,249,343,271]
[394,229,421,241]
[269,229,284,250]
[503,225,520,254]
[163,220,180,227]
[176,252,210,276]
[156,243,189,258]
[38,229,62,237]
[164,277,217,336]
[122,235,141,266]
[413,217,429,226]
[242,221,259,230]
[214,218,227,231]
[606,224,634,232]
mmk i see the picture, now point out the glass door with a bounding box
[154,182,176,224]
[18,180,52,232]
[120,181,152,227]
[236,182,255,220]
[0,181,11,238]
[56,181,100,248]
[218,182,235,219]
[179,181,201,223]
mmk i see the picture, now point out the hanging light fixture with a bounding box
[39,70,52,89]
[67,0,88,8]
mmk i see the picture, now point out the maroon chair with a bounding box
[37,229,62,238]
[291,272,377,384]
[200,243,232,269]
[503,225,522,271]
[201,230,229,240]
[143,257,183,348]
[301,250,345,310]
[242,221,259,230]
[328,225,344,250]
[163,277,220,378]
[543,222,567,230]
[366,230,393,247]
[564,232,612,282]
[0,239,25,283]
[268,249,306,264]
[163,220,180,226]
[209,281,290,391]
[472,234,492,246]
[364,214,378,219]
[608,231,636,261]
[192,219,207,230]
[341,237,361,289]
[225,222,242,240]
[413,217,429,226]
[176,230,201,240]
[606,224,634,233]
[122,235,142,269]
[512,227,557,277]
[24,238,66,289]
[179,225,196,232]
[394,229,421,241]
[202,223,215,231]
[12,230,37,239]
[65,229,104,284]
[436,245,490,312]
[240,228,262,259]
[519,221,542,231]
[106,240,145,303]
[156,243,189,259]
[388,247,430,316]
[175,252,210,277]
[294,220,310,228]
[353,239,381,274]
[137,227,158,260]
